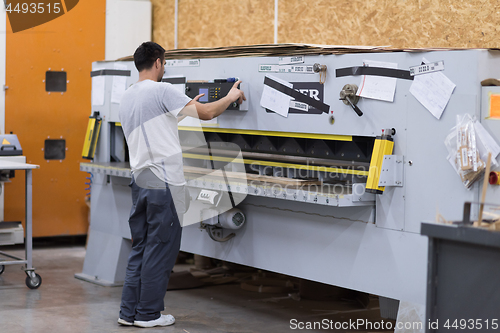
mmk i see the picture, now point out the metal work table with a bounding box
[422,222,500,332]
[0,159,41,289]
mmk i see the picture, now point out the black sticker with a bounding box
[266,82,325,115]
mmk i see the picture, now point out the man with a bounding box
[117,41,245,328]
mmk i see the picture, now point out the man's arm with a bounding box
[179,80,246,120]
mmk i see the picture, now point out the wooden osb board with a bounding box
[153,0,275,49]
[278,0,500,49]
[151,0,500,50]
[151,0,176,50]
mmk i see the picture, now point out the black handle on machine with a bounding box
[1,145,16,151]
[340,96,363,117]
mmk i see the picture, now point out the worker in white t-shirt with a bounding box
[117,41,245,328]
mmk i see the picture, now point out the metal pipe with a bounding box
[26,169,33,271]
[0,251,24,260]
[0,260,28,266]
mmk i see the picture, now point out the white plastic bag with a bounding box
[445,114,499,189]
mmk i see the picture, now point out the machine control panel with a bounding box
[185,80,246,111]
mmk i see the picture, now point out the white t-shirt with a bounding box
[119,80,192,186]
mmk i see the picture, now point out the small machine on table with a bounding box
[0,134,41,289]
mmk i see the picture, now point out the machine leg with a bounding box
[24,169,41,289]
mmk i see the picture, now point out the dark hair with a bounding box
[133,42,165,72]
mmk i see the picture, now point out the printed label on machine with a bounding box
[165,59,200,67]
[289,101,309,112]
[259,64,314,74]
[409,60,445,76]
[279,65,315,74]
[259,64,280,72]
[278,55,305,65]
[197,189,220,205]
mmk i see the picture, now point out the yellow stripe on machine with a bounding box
[365,137,394,194]
[82,118,96,158]
[82,114,102,160]
[182,153,369,176]
[178,126,352,142]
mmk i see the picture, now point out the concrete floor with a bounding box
[0,244,393,333]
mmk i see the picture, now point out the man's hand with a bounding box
[192,93,205,103]
[180,81,247,121]
[227,80,246,105]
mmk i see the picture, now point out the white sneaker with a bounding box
[117,318,133,326]
[134,314,175,328]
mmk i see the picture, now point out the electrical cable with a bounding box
[206,226,236,242]
[244,203,371,224]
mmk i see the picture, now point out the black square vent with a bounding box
[44,139,65,160]
[45,71,67,92]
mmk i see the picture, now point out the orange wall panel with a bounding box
[5,1,105,237]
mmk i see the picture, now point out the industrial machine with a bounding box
[76,48,500,312]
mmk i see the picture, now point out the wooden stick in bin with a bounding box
[478,152,492,227]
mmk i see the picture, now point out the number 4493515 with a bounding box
[5,3,62,14]
[444,319,498,330]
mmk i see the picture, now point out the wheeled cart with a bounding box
[0,159,41,289]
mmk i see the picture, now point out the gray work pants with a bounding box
[119,177,184,322]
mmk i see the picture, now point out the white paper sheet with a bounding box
[91,75,105,106]
[356,60,398,102]
[260,75,292,117]
[410,58,456,120]
[111,63,128,104]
